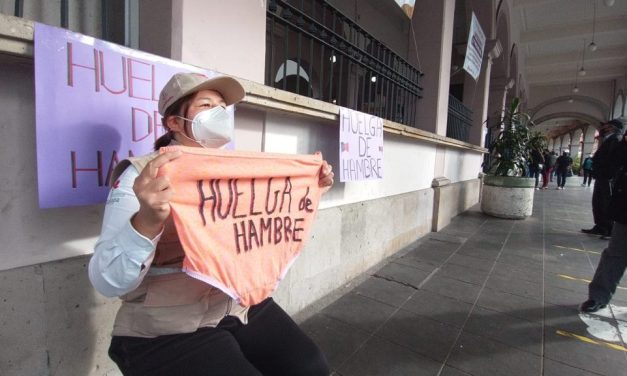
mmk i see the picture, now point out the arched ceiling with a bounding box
[533,115,593,138]
[514,0,627,137]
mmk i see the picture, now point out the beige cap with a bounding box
[158,72,245,115]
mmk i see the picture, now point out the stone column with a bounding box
[409,0,456,136]
[583,125,598,155]
[485,75,514,146]
[560,135,570,153]
[569,129,582,159]
[568,129,582,175]
[465,39,502,146]
[171,0,266,83]
[168,0,268,152]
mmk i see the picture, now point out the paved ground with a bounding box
[301,177,627,376]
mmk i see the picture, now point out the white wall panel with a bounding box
[264,112,438,209]
[443,148,483,183]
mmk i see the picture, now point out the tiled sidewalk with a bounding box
[301,178,627,376]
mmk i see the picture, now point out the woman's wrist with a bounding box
[131,211,164,239]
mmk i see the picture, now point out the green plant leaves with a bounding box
[488,98,545,177]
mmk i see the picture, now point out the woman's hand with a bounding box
[319,160,334,189]
[131,150,182,238]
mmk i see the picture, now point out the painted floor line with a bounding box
[556,330,627,352]
[556,274,627,290]
[552,244,601,255]
[551,227,582,234]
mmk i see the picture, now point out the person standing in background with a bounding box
[530,147,545,190]
[541,149,553,189]
[582,153,594,187]
[582,120,623,238]
[555,150,573,190]
[580,128,627,313]
[549,151,558,182]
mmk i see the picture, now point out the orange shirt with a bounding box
[157,146,323,306]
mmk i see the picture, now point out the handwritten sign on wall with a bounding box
[339,107,384,182]
[158,146,323,306]
[462,12,486,81]
[34,23,227,208]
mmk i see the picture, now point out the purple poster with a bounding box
[339,107,384,182]
[34,23,223,208]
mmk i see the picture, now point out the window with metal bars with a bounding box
[5,0,137,48]
[265,0,423,128]
[447,94,473,142]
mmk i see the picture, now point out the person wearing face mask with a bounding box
[89,72,333,375]
[581,125,627,313]
[581,119,623,239]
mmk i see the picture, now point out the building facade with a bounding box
[0,0,625,374]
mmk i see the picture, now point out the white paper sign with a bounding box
[339,107,384,182]
[463,12,486,80]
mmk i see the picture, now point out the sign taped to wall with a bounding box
[462,12,486,81]
[339,107,384,182]
[34,23,230,208]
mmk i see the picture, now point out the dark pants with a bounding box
[530,166,541,188]
[592,178,613,235]
[556,170,568,187]
[588,222,627,305]
[583,170,593,186]
[542,167,553,188]
[108,298,330,376]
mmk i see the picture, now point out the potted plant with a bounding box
[481,98,543,219]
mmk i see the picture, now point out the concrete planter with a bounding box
[481,175,535,219]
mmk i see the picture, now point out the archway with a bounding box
[530,95,610,120]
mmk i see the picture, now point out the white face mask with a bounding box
[178,106,233,148]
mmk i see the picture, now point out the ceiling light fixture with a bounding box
[579,39,587,76]
[589,0,598,52]
[572,64,580,93]
[589,42,597,52]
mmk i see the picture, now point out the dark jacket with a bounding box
[593,132,621,179]
[582,157,593,171]
[555,155,573,172]
[530,149,544,168]
[609,140,627,224]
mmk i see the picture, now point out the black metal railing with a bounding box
[447,95,472,142]
[265,0,423,127]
